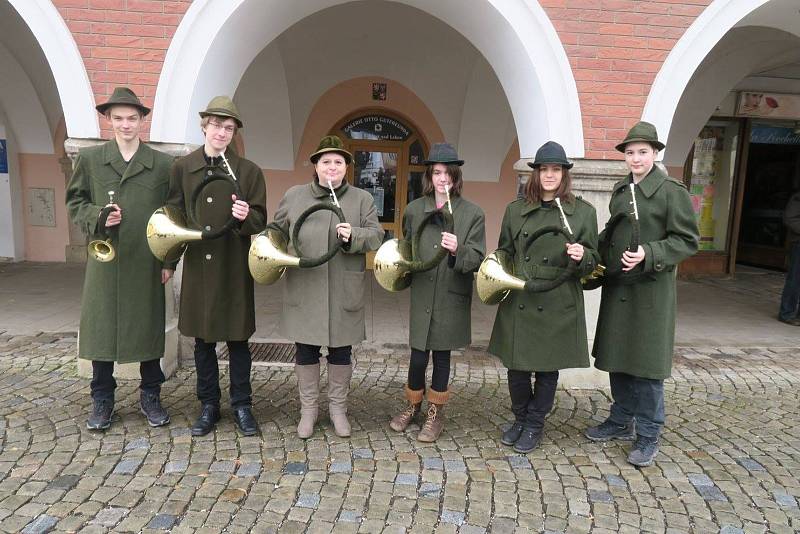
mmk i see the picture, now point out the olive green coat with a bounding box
[488,197,600,371]
[65,140,173,363]
[404,195,486,351]
[166,147,267,342]
[592,166,699,379]
[270,180,383,347]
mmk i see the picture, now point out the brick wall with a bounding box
[53,0,191,139]
[541,0,713,159]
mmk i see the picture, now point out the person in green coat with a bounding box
[166,96,267,437]
[586,122,699,467]
[487,141,600,453]
[66,87,174,431]
[268,135,382,439]
[388,143,486,443]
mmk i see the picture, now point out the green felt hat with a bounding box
[199,96,243,129]
[309,135,353,165]
[615,121,665,152]
[95,87,150,116]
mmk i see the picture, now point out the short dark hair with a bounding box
[422,163,463,197]
[524,165,574,204]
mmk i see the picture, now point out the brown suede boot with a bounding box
[295,363,320,439]
[327,363,353,437]
[417,389,449,442]
[389,386,424,432]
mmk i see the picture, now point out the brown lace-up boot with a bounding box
[417,389,449,442]
[389,386,424,432]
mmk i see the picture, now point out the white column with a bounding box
[0,124,24,260]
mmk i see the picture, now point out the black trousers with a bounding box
[90,359,165,402]
[295,343,352,366]
[194,338,252,408]
[507,369,559,430]
[408,348,451,392]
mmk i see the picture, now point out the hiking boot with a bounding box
[500,422,524,446]
[87,398,114,430]
[140,390,170,427]
[417,389,449,443]
[389,386,424,432]
[627,435,659,466]
[585,419,635,442]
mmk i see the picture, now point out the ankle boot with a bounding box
[295,363,320,439]
[326,363,353,437]
[389,385,424,432]
[417,389,449,442]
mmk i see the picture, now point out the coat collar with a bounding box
[613,165,667,198]
[102,139,153,182]
[423,194,462,213]
[311,177,350,199]
[185,145,242,174]
[519,197,576,217]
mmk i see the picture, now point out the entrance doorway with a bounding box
[332,110,428,264]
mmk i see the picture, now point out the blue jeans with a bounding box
[779,241,800,320]
[608,372,665,439]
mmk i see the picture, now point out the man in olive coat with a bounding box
[66,87,174,430]
[166,96,267,437]
[586,122,699,467]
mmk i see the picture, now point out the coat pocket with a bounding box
[447,273,473,297]
[342,271,366,312]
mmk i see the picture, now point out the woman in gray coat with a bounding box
[388,143,485,443]
[269,135,383,439]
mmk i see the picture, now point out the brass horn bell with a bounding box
[248,228,300,285]
[373,238,415,291]
[87,238,115,263]
[476,251,526,305]
[146,206,202,262]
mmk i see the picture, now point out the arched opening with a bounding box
[642,0,800,276]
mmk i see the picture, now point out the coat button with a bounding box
[433,244,438,249]
[542,257,548,263]
[205,225,212,231]
[429,276,434,282]
[207,170,213,176]
[425,308,431,314]
[207,197,213,203]
[537,305,543,311]
[524,256,530,262]
[205,254,212,260]
[523,231,529,237]
[518,304,525,310]
[620,297,627,302]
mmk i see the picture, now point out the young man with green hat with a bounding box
[166,95,267,437]
[269,134,382,439]
[66,87,174,430]
[586,121,699,466]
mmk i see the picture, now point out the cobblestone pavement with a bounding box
[0,333,798,533]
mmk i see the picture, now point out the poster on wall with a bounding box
[0,140,7,173]
[736,92,800,119]
[689,127,724,251]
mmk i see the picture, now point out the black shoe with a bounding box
[778,316,800,326]
[140,391,170,427]
[585,419,635,442]
[87,398,114,431]
[513,426,542,453]
[191,404,220,437]
[500,422,524,446]
[627,435,659,467]
[233,406,259,436]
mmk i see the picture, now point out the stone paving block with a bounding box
[90,506,129,527]
[284,462,308,475]
[112,459,142,476]
[237,462,262,477]
[21,514,58,534]
[296,493,321,509]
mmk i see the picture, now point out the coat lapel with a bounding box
[102,140,127,179]
[121,143,154,183]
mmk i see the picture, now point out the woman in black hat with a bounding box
[388,143,485,442]
[586,122,698,467]
[488,141,600,453]
[268,135,383,439]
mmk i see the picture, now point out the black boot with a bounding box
[87,398,114,430]
[513,426,543,453]
[502,370,532,446]
[233,406,259,436]
[140,390,170,427]
[191,404,220,437]
[513,371,558,453]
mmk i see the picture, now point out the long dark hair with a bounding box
[524,165,574,204]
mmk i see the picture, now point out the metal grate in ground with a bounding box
[218,342,296,363]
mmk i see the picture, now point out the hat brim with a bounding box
[199,110,243,129]
[423,159,464,167]
[527,160,573,170]
[96,102,151,117]
[615,138,665,153]
[310,148,353,165]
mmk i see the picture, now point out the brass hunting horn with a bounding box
[249,200,346,285]
[88,191,117,263]
[373,208,454,292]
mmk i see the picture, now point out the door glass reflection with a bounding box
[353,150,397,223]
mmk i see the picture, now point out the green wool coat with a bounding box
[592,166,699,379]
[488,197,600,372]
[66,140,173,363]
[166,147,267,342]
[404,195,486,351]
[270,179,383,347]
